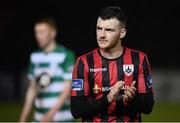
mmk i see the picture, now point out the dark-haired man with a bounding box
[71,7,154,122]
[20,17,75,122]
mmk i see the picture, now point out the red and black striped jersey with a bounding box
[71,47,153,122]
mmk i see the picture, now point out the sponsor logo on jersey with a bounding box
[72,79,83,91]
[123,64,134,76]
[93,84,101,94]
[147,75,153,88]
[93,84,112,94]
[90,68,107,72]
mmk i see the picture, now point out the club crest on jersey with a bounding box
[123,64,134,76]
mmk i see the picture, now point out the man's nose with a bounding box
[100,30,106,38]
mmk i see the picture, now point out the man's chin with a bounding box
[98,45,109,50]
[38,44,46,49]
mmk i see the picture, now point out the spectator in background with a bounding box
[20,17,75,122]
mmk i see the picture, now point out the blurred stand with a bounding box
[153,68,180,102]
[0,71,15,100]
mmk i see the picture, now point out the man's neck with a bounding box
[100,41,123,59]
[43,41,56,53]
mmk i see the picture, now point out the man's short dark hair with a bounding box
[35,17,57,31]
[99,6,126,27]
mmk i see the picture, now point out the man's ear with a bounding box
[120,28,126,39]
[52,29,57,38]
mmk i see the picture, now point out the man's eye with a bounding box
[106,29,114,32]
[97,27,102,30]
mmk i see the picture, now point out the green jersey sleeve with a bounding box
[27,54,35,80]
[62,50,75,81]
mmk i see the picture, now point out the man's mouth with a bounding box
[99,40,108,43]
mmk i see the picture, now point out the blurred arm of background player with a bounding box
[19,78,72,122]
[19,80,38,122]
[40,81,71,122]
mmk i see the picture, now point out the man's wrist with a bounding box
[48,108,58,116]
[107,94,111,103]
[107,94,113,103]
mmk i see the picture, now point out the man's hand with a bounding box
[123,81,137,102]
[40,109,55,122]
[107,81,125,103]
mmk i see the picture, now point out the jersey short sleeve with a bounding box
[62,50,75,81]
[27,54,35,81]
[71,57,90,97]
[138,53,153,93]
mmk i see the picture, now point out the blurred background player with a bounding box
[20,17,75,122]
[71,6,154,122]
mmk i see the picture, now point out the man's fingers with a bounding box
[123,86,137,102]
[128,88,136,96]
[113,88,120,95]
[131,86,137,92]
[110,81,125,98]
[117,81,125,88]
[131,81,136,86]
[114,81,124,90]
[124,90,133,99]
[108,81,124,103]
[123,94,129,101]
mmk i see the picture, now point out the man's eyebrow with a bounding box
[96,25,101,28]
[105,27,114,29]
[96,26,114,30]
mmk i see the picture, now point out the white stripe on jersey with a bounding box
[33,64,64,77]
[35,97,70,109]
[31,52,66,64]
[34,110,73,121]
[39,82,65,93]
[35,97,58,109]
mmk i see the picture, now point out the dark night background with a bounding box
[0,0,180,121]
[0,0,179,71]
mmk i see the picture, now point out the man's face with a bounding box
[34,23,56,48]
[96,17,126,50]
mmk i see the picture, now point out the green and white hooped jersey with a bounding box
[28,45,75,122]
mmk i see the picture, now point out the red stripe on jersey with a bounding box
[107,101,116,122]
[72,58,79,79]
[92,50,104,122]
[108,115,117,122]
[138,53,146,93]
[134,114,139,122]
[109,61,118,85]
[93,116,101,122]
[81,56,90,96]
[93,49,103,100]
[123,49,133,87]
[123,49,134,121]
[124,115,130,122]
[108,61,117,117]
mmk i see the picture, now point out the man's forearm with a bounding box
[20,81,37,122]
[20,103,33,122]
[129,93,154,114]
[49,82,71,113]
[71,95,109,119]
